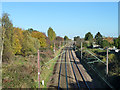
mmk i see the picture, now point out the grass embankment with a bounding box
[77,48,120,89]
[2,47,63,88]
[87,48,120,76]
[2,55,38,88]
[40,48,62,88]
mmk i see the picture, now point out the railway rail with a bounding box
[57,46,90,89]
[70,48,90,89]
[48,42,113,89]
[58,49,64,90]
[68,48,80,89]
[65,49,68,89]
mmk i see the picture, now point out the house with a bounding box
[93,44,101,48]
[92,42,101,48]
[108,46,120,53]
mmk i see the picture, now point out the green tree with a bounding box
[47,27,56,41]
[114,38,118,48]
[118,35,120,49]
[32,37,40,50]
[28,28,34,33]
[2,13,14,61]
[114,35,120,49]
[95,32,103,45]
[21,31,37,56]
[0,25,2,64]
[74,36,81,48]
[74,36,80,41]
[85,32,93,42]
[64,36,69,41]
[101,40,110,48]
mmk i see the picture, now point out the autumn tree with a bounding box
[56,36,64,41]
[12,27,24,55]
[31,31,47,48]
[12,31,22,54]
[47,27,56,41]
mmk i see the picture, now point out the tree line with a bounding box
[74,32,120,49]
[1,13,69,62]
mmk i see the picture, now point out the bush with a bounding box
[108,54,116,62]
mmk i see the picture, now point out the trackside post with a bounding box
[81,42,82,60]
[59,41,61,49]
[106,48,108,75]
[54,42,55,54]
[38,50,40,88]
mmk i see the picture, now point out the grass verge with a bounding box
[39,47,63,88]
[2,46,63,88]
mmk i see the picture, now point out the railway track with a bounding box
[65,49,68,89]
[68,47,80,88]
[70,48,90,89]
[58,49,64,89]
[58,46,90,89]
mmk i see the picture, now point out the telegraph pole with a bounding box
[59,41,61,49]
[81,42,82,60]
[54,42,55,54]
[106,48,108,75]
[38,50,40,88]
[74,41,76,51]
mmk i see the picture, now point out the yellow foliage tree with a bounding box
[12,27,23,54]
[31,31,47,47]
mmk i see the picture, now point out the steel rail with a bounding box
[68,48,80,89]
[65,49,68,89]
[70,49,90,90]
[58,49,64,90]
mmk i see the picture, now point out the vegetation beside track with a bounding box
[75,48,120,89]
[2,47,63,88]
[1,13,70,88]
[40,47,63,88]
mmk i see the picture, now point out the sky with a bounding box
[2,2,118,39]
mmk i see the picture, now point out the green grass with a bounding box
[39,48,62,88]
[2,47,62,88]
[76,47,120,89]
[2,56,38,88]
[81,48,119,77]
